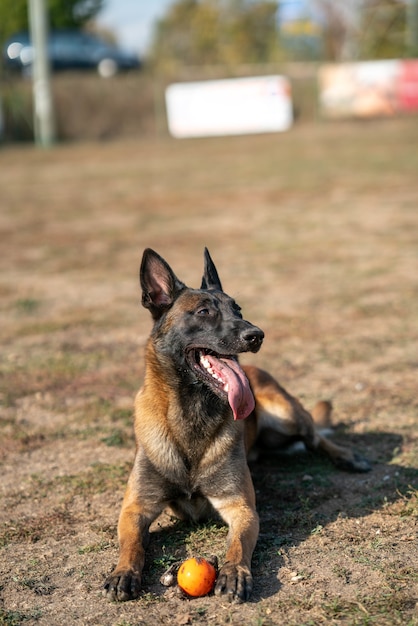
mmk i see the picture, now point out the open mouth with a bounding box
[187,348,255,421]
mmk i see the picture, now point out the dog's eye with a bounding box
[197,308,210,316]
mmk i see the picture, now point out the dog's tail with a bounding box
[311,400,333,429]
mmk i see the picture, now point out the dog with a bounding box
[104,248,370,603]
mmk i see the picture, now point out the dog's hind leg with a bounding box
[245,365,371,472]
[306,401,370,472]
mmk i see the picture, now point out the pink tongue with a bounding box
[205,355,255,420]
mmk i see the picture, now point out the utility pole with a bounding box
[28,0,55,147]
[406,0,418,56]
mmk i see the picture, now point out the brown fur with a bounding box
[104,248,370,604]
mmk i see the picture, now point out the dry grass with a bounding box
[0,117,417,625]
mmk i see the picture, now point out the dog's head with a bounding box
[140,248,264,420]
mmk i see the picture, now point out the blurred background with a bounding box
[1,0,418,143]
[1,4,417,624]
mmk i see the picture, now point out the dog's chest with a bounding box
[149,426,236,497]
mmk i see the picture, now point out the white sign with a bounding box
[165,75,293,138]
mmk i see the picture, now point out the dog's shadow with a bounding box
[249,428,411,600]
[141,430,413,601]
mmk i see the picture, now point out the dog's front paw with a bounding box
[214,562,252,603]
[103,569,141,602]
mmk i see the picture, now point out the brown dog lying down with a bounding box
[104,248,370,603]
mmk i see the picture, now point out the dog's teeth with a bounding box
[200,355,210,368]
[199,354,226,387]
[224,383,229,392]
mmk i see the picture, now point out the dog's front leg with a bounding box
[208,471,259,603]
[104,478,162,602]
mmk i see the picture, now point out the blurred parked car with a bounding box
[3,30,141,77]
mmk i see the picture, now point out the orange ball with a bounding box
[177,557,217,597]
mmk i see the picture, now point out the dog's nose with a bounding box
[242,326,264,351]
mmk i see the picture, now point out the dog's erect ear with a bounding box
[201,247,223,291]
[140,249,186,320]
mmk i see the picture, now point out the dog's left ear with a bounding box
[140,249,186,320]
[201,248,223,291]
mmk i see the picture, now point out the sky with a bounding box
[96,0,175,56]
[95,0,311,57]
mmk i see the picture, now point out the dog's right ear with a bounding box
[140,249,186,320]
[201,247,223,291]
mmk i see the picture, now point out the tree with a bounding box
[357,0,407,59]
[150,0,283,72]
[0,0,104,47]
[314,0,408,62]
[314,1,352,61]
[222,0,282,65]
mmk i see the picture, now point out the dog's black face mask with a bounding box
[140,248,264,420]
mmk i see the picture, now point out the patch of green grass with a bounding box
[145,519,228,584]
[7,308,129,341]
[24,463,130,503]
[110,407,134,425]
[55,462,131,497]
[0,353,90,406]
[147,531,182,570]
[184,521,228,558]
[152,549,179,571]
[0,464,130,547]
[332,564,351,583]
[387,564,418,586]
[252,534,287,575]
[14,298,41,315]
[137,592,167,606]
[11,320,77,337]
[0,508,74,547]
[0,608,42,625]
[13,575,55,596]
[352,550,382,571]
[277,590,417,626]
[101,428,132,447]
[0,342,138,407]
[384,486,418,518]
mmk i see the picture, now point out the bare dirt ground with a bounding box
[0,118,417,626]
